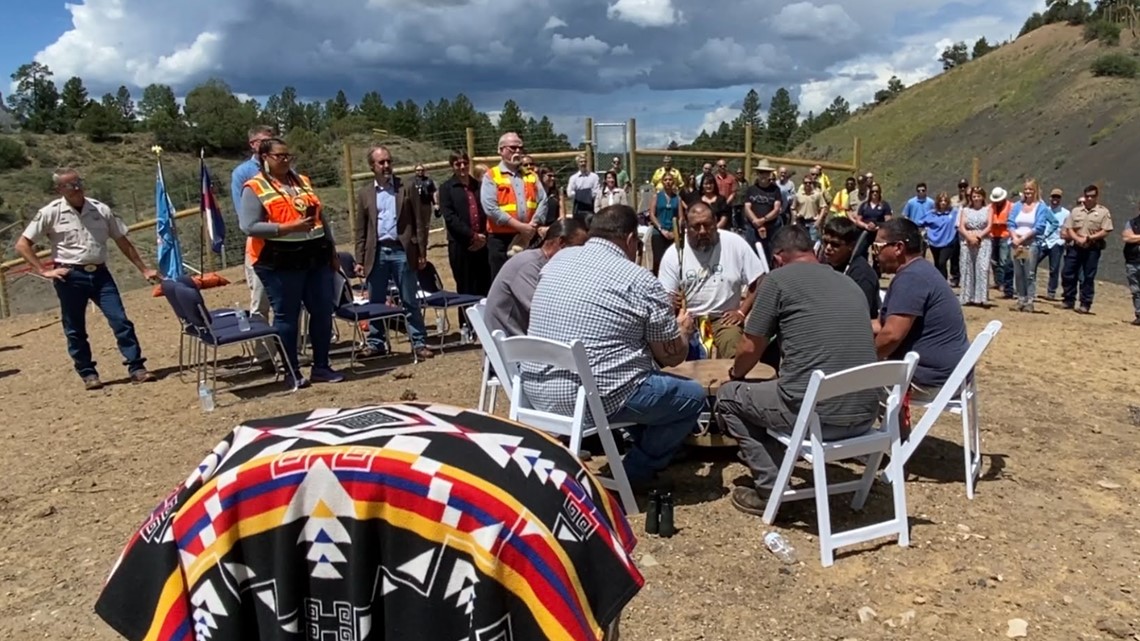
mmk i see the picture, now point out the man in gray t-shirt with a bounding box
[483,219,588,336]
[716,226,880,516]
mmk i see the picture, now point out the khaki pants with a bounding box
[710,316,744,358]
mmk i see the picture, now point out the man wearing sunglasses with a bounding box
[15,169,159,390]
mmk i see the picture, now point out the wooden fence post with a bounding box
[0,268,9,319]
[343,142,356,242]
[852,136,862,174]
[466,127,476,160]
[584,117,594,172]
[628,118,638,211]
[971,157,981,188]
[744,124,754,183]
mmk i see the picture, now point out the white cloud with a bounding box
[611,44,632,56]
[607,0,682,27]
[771,3,854,39]
[550,34,611,61]
[698,105,740,134]
[543,16,567,30]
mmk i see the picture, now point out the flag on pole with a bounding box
[155,157,185,279]
[200,153,225,254]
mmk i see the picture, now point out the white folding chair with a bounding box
[894,319,1002,499]
[465,301,510,413]
[763,352,919,567]
[492,331,640,515]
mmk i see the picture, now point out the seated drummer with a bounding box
[524,205,706,491]
[656,202,765,358]
[820,216,880,319]
[483,218,589,336]
[715,225,882,516]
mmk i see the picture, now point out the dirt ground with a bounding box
[1,240,1138,641]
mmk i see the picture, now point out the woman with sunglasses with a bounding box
[239,138,342,387]
[956,186,992,306]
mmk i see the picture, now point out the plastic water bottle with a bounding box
[236,305,251,332]
[198,382,215,412]
[764,531,796,564]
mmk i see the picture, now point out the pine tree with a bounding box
[733,89,765,145]
[326,90,350,122]
[765,87,800,154]
[496,99,528,138]
[113,85,135,132]
[59,76,89,131]
[7,62,62,133]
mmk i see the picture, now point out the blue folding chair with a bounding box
[173,281,300,395]
[160,279,240,378]
[416,261,482,349]
[331,262,405,367]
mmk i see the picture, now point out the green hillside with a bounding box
[796,23,1139,283]
[799,24,1140,200]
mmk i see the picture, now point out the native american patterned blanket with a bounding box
[94,403,643,641]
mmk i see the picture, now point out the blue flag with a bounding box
[200,155,225,254]
[155,160,185,279]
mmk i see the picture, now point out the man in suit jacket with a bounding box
[438,150,490,342]
[353,145,434,360]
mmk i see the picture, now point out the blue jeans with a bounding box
[1127,263,1140,317]
[1035,243,1064,296]
[53,266,145,378]
[255,264,334,373]
[992,238,1013,296]
[1062,245,1101,309]
[1012,243,1039,304]
[608,372,705,483]
[366,245,427,350]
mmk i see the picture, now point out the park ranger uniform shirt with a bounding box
[22,197,128,265]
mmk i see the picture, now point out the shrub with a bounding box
[0,136,30,171]
[1084,20,1121,46]
[1091,53,1138,78]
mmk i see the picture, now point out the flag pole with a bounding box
[199,149,206,274]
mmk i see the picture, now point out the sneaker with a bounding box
[1076,305,1091,314]
[358,345,389,359]
[729,486,773,517]
[1132,317,1140,326]
[1061,302,1075,310]
[285,374,311,390]
[310,367,345,383]
[130,369,157,383]
[82,374,104,391]
[1025,303,1035,314]
[414,346,435,360]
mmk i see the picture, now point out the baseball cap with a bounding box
[1049,188,1063,197]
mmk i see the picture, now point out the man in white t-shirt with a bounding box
[658,202,766,357]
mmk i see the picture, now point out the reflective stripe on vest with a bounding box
[243,173,325,262]
[488,166,538,233]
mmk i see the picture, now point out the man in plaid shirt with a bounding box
[523,204,706,488]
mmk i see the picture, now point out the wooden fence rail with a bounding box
[0,120,864,320]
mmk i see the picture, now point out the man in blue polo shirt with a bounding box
[901,182,935,223]
[230,124,276,366]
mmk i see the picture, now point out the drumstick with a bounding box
[673,213,686,310]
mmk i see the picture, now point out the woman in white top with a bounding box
[594,170,627,212]
[1007,178,1054,312]
[957,187,992,306]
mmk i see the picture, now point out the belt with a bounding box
[378,239,403,249]
[59,263,103,273]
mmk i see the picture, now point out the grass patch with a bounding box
[1084,20,1121,46]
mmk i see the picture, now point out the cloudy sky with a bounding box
[3,0,1042,148]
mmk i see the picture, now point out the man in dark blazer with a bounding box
[353,145,434,360]
[438,149,491,343]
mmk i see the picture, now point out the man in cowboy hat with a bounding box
[743,159,783,263]
[989,186,1014,298]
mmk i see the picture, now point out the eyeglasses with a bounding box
[870,240,899,256]
[62,179,84,190]
[502,144,523,151]
[267,153,295,161]
[522,163,535,168]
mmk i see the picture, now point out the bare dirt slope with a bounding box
[1,247,1138,640]
[800,23,1140,284]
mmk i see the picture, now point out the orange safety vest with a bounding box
[487,165,538,234]
[243,173,325,263]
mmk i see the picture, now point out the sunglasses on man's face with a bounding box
[870,240,899,256]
